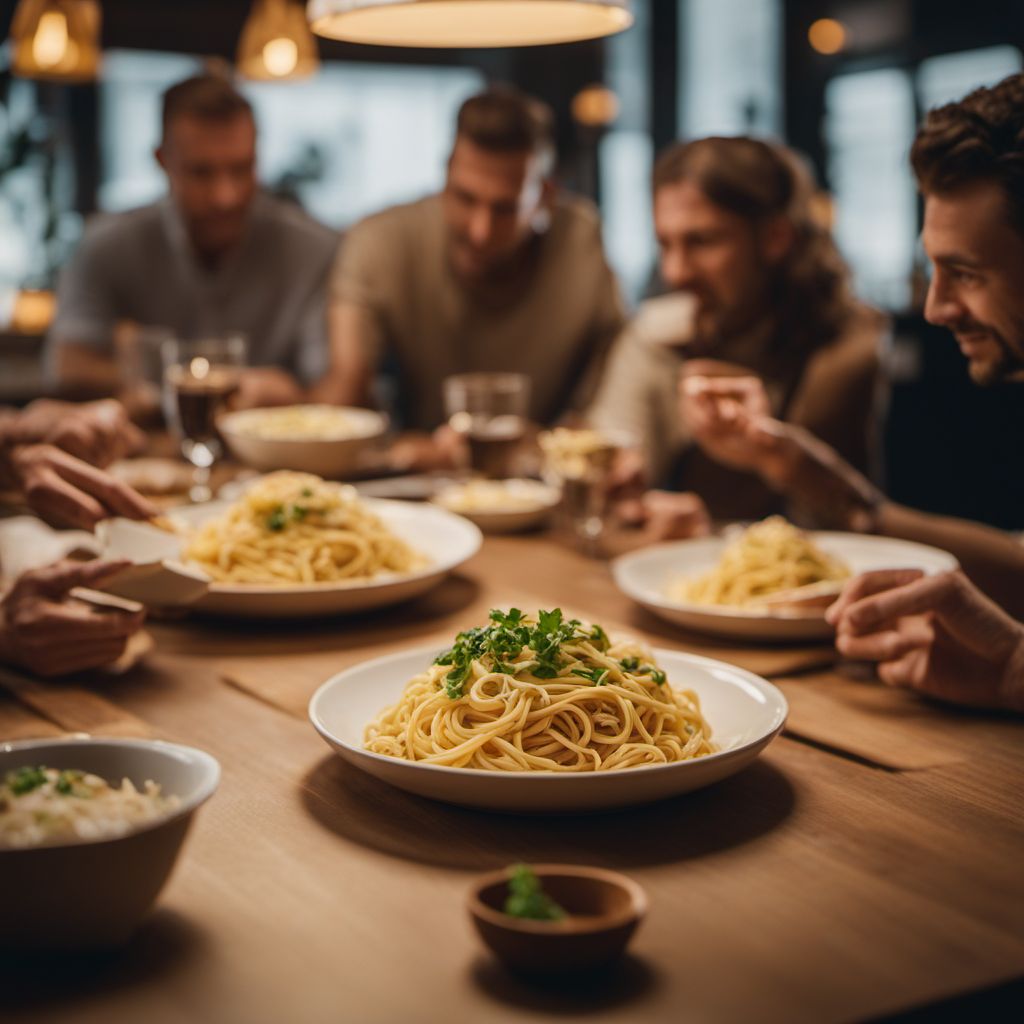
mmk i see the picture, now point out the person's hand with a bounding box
[606,448,649,526]
[680,373,773,473]
[234,368,305,410]
[9,445,158,530]
[634,490,711,541]
[0,560,146,678]
[8,399,146,468]
[826,568,1024,711]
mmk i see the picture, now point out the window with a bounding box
[99,50,483,226]
[678,0,781,139]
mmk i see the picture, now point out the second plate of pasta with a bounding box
[612,524,958,641]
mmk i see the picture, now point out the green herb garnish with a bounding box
[504,864,566,921]
[55,769,84,795]
[7,766,47,795]
[301,487,313,498]
[619,656,639,671]
[266,506,287,531]
[434,609,593,699]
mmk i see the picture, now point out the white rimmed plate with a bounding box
[612,532,959,642]
[102,499,481,618]
[309,645,787,812]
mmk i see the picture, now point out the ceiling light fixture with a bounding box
[10,0,101,82]
[307,0,633,49]
[239,0,320,80]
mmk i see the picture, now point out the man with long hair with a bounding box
[587,136,884,522]
[685,74,1024,710]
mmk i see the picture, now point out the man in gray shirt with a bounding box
[48,73,340,410]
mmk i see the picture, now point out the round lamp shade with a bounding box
[307,0,633,48]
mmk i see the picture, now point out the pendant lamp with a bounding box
[10,0,101,82]
[239,0,320,80]
[306,0,633,48]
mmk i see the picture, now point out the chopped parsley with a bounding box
[434,608,600,699]
[504,864,566,921]
[7,765,47,795]
[266,504,310,531]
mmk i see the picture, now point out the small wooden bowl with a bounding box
[468,865,647,974]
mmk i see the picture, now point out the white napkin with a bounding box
[0,516,100,582]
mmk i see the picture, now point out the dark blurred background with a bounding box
[1,0,1022,526]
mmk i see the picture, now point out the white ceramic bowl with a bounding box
[169,498,482,618]
[0,737,219,950]
[431,479,560,534]
[612,532,959,642]
[309,645,787,813]
[219,405,387,479]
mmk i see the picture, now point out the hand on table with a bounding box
[10,445,158,530]
[633,490,711,541]
[826,568,1024,712]
[234,368,305,410]
[8,399,145,468]
[0,560,146,678]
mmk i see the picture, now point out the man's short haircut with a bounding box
[652,135,860,356]
[161,73,254,142]
[911,72,1024,238]
[455,87,556,175]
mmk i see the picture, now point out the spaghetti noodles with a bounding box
[183,471,426,585]
[670,516,850,607]
[365,609,715,772]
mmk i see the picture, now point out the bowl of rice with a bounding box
[219,404,387,478]
[0,737,219,950]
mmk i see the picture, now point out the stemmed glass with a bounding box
[162,335,247,502]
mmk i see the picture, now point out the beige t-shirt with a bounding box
[587,293,885,519]
[330,193,625,430]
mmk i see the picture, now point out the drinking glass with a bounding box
[162,335,247,502]
[539,428,631,553]
[443,373,531,479]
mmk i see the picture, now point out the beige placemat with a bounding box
[777,672,967,770]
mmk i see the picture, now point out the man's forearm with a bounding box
[876,502,1024,619]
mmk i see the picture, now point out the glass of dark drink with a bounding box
[443,373,530,479]
[161,335,247,502]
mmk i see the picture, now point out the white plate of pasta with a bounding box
[309,609,787,812]
[105,472,482,618]
[612,518,958,641]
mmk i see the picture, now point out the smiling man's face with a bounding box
[922,180,1024,385]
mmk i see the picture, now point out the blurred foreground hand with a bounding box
[0,561,146,678]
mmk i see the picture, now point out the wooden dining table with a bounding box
[2,520,1022,1024]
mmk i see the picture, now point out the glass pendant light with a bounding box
[10,0,101,82]
[239,0,320,80]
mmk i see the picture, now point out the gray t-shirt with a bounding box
[330,193,626,430]
[48,193,340,385]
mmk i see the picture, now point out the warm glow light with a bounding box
[237,0,318,80]
[11,0,101,81]
[10,290,56,335]
[307,0,633,48]
[190,357,211,380]
[571,84,620,127]
[808,18,846,55]
[262,36,299,76]
[31,9,68,67]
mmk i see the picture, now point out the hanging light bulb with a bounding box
[307,0,633,48]
[10,0,101,82]
[238,0,319,80]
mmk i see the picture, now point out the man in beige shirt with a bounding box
[587,136,883,521]
[323,87,625,440]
